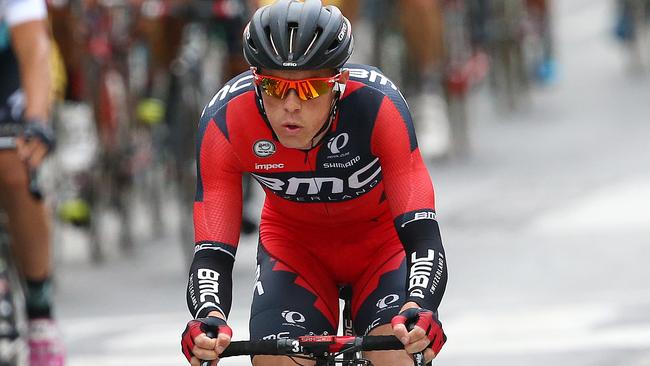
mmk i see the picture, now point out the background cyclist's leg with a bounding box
[399,0,445,85]
[398,0,449,159]
[0,42,55,322]
[250,244,338,366]
[0,151,52,284]
[1,18,64,363]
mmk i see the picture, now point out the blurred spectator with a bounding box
[0,0,65,364]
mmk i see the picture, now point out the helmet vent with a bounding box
[268,32,280,57]
[327,38,340,52]
[304,30,320,56]
[289,25,297,54]
[247,36,258,52]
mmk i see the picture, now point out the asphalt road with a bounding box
[54,0,650,365]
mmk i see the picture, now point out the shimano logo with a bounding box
[255,163,285,170]
[323,155,360,169]
[282,310,306,324]
[327,133,349,154]
[376,294,400,309]
[283,62,298,67]
[252,157,382,202]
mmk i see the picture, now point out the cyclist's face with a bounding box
[260,69,349,150]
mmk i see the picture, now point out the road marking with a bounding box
[443,301,650,356]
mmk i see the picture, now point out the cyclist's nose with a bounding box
[283,89,302,112]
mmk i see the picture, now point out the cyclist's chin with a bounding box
[276,134,310,150]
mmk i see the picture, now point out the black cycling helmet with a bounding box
[243,0,354,70]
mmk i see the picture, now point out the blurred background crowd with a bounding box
[7,0,650,365]
[42,0,649,264]
[44,0,562,262]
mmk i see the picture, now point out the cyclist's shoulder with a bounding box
[201,70,256,121]
[342,63,412,123]
[343,64,406,103]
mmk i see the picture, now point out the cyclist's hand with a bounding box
[391,303,446,360]
[181,315,232,366]
[16,121,56,168]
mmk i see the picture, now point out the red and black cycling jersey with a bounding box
[187,64,447,320]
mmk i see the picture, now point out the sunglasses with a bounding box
[252,68,342,101]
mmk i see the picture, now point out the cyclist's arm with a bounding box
[187,110,243,320]
[7,0,51,121]
[371,96,448,312]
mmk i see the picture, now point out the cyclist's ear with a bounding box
[335,70,350,94]
[339,69,350,84]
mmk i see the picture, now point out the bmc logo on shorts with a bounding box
[282,310,306,324]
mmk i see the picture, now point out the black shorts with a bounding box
[249,244,407,340]
[0,48,24,125]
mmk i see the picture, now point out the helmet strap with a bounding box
[309,91,341,149]
[254,85,280,141]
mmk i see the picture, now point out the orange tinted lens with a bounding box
[259,78,289,98]
[296,80,332,100]
[259,77,333,101]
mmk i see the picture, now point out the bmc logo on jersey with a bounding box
[327,133,349,154]
[252,157,382,202]
[253,140,276,157]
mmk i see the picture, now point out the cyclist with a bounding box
[0,0,64,365]
[180,1,448,365]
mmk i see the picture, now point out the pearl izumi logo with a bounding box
[327,133,349,154]
[253,140,276,157]
[282,310,307,329]
[376,294,400,310]
[282,310,305,324]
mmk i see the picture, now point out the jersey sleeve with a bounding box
[3,0,47,26]
[194,117,242,248]
[371,96,435,217]
[371,96,448,312]
[187,111,242,319]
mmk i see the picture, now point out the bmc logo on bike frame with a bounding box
[252,158,382,202]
